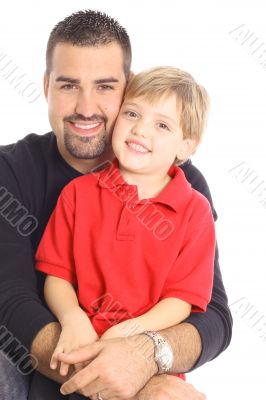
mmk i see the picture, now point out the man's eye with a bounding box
[61,84,78,90]
[98,85,114,91]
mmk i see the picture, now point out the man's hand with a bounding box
[59,335,158,398]
[132,375,206,400]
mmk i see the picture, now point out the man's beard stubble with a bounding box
[63,114,111,160]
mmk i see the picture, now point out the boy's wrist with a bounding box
[59,307,87,326]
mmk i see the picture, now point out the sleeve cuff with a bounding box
[185,307,228,371]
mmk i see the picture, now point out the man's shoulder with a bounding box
[0,132,56,199]
[0,132,54,159]
[179,159,217,221]
[179,159,208,191]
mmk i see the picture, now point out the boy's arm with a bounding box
[44,276,98,343]
[102,298,191,339]
[44,276,98,375]
[44,275,80,321]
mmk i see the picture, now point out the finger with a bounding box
[78,379,107,397]
[57,341,102,365]
[50,347,64,369]
[60,361,70,376]
[74,362,85,373]
[60,362,99,395]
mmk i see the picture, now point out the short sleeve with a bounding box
[35,185,76,285]
[161,197,215,312]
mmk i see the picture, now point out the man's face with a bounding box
[44,42,127,172]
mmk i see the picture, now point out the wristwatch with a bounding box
[141,331,174,374]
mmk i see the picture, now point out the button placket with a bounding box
[116,205,135,241]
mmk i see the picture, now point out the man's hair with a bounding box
[46,10,132,78]
[124,67,210,143]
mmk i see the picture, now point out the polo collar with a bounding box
[98,159,192,212]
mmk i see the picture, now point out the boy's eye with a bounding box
[124,110,138,118]
[158,122,170,131]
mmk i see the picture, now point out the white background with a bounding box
[1,0,266,398]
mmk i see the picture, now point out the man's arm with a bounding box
[178,159,233,370]
[157,244,229,373]
[30,322,65,382]
[0,156,56,353]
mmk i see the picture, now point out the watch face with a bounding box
[156,343,174,369]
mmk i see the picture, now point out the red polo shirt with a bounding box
[36,159,215,337]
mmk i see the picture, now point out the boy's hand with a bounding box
[50,308,98,376]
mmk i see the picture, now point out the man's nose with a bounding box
[75,89,100,117]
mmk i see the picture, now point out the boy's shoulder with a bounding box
[63,171,101,194]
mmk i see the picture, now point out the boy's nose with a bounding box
[132,121,150,138]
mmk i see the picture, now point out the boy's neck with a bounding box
[119,165,172,200]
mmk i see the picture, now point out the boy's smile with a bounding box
[125,138,152,154]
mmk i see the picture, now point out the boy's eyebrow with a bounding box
[155,112,179,125]
[55,76,120,84]
[123,102,178,125]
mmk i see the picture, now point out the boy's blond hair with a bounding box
[124,66,210,144]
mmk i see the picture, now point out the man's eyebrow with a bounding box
[94,78,119,84]
[55,76,120,85]
[55,76,80,84]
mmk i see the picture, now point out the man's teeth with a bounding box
[127,142,149,153]
[74,123,100,130]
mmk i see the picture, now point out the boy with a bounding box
[36,66,215,384]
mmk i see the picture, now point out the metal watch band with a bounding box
[141,330,173,374]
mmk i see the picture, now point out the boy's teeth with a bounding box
[127,142,149,153]
[74,123,99,130]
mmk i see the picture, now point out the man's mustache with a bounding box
[64,114,107,124]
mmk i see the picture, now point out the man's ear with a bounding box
[128,71,135,82]
[43,72,49,100]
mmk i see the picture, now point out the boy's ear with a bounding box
[176,138,198,161]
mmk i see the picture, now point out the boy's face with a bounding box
[112,94,196,176]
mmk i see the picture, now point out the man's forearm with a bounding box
[30,322,72,383]
[159,322,202,373]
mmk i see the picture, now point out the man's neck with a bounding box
[59,146,115,175]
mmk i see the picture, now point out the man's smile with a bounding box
[67,121,104,136]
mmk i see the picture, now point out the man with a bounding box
[0,10,232,400]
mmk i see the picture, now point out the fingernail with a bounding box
[60,387,66,395]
